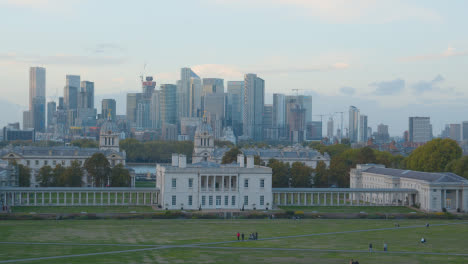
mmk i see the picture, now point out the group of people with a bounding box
[349,259,360,264]
[1,205,10,213]
[236,232,259,241]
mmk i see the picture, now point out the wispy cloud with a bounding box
[212,0,441,23]
[370,78,405,95]
[412,75,445,93]
[399,46,468,62]
[255,62,349,74]
[0,53,127,66]
[340,86,356,96]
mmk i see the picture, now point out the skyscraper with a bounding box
[80,81,94,109]
[285,95,312,123]
[409,117,432,143]
[273,93,287,139]
[202,78,224,94]
[348,106,360,143]
[189,77,202,118]
[178,68,200,119]
[160,84,177,125]
[243,73,264,141]
[462,121,468,141]
[102,99,116,121]
[64,75,80,110]
[359,115,368,142]
[327,117,334,139]
[142,76,156,98]
[449,124,461,142]
[28,67,46,132]
[151,90,161,129]
[47,101,56,129]
[227,81,244,136]
[126,93,142,127]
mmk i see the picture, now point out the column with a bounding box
[122,192,125,205]
[324,193,327,206]
[86,192,89,205]
[318,193,321,205]
[108,192,111,205]
[79,192,82,205]
[93,192,96,205]
[115,192,118,205]
[330,193,333,206]
[49,192,52,204]
[304,193,307,205]
[456,189,459,210]
[136,192,139,205]
[283,193,286,205]
[130,192,132,204]
[64,192,67,205]
[42,192,44,205]
[101,192,103,205]
[72,192,74,205]
[143,192,146,205]
[151,192,154,205]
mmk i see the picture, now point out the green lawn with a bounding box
[11,206,156,213]
[135,181,156,188]
[279,206,418,214]
[0,219,467,263]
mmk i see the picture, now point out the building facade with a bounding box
[156,154,272,210]
[350,164,468,212]
[243,73,264,141]
[409,117,432,143]
[349,106,359,143]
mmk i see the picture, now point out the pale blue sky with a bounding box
[0,0,467,135]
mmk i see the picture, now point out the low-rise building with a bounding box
[156,154,272,210]
[350,164,468,212]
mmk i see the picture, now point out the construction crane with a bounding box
[140,63,147,83]
[334,111,344,143]
[291,88,304,96]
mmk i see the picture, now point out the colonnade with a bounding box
[272,188,417,206]
[0,187,158,206]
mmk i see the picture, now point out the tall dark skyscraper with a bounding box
[160,84,177,125]
[243,73,264,141]
[25,67,46,132]
[64,75,80,110]
[47,101,56,128]
[80,81,94,109]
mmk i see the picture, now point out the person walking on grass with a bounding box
[237,232,240,240]
[384,243,388,252]
[369,243,373,252]
[241,233,244,241]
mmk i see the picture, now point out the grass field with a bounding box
[11,206,156,213]
[279,206,418,213]
[135,181,156,188]
[0,219,467,263]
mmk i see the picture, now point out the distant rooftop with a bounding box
[363,167,468,184]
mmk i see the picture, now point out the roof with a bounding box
[363,167,468,184]
[211,147,328,161]
[1,146,125,158]
[273,188,418,193]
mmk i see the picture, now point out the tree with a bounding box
[110,164,131,187]
[70,139,98,148]
[62,161,83,187]
[290,162,313,187]
[314,161,329,187]
[18,164,31,187]
[53,164,67,186]
[356,147,376,165]
[406,138,462,172]
[37,165,55,187]
[254,155,262,165]
[328,156,351,187]
[445,156,468,179]
[221,147,242,164]
[84,153,111,187]
[268,159,290,187]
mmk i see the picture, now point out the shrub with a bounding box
[294,211,304,216]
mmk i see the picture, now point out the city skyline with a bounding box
[1,1,468,135]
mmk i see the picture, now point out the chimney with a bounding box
[237,154,244,167]
[246,155,254,168]
[179,154,186,168]
[172,153,179,167]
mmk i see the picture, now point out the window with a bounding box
[53,160,56,166]
[61,160,65,165]
[188,195,193,206]
[260,195,264,206]
[35,160,39,165]
[172,178,176,188]
[202,196,206,206]
[260,179,265,188]
[244,196,248,205]
[224,196,228,206]
[44,160,48,166]
[189,178,193,188]
[216,196,221,206]
[172,195,176,206]
[26,160,30,166]
[244,179,249,188]
[232,196,236,206]
[209,196,213,206]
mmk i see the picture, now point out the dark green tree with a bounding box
[84,153,111,187]
[70,139,98,148]
[406,138,462,172]
[356,147,377,164]
[18,164,31,187]
[110,164,131,187]
[62,161,83,187]
[268,159,290,187]
[221,147,242,164]
[314,161,329,187]
[290,162,313,187]
[37,165,55,187]
[53,164,67,186]
[445,155,468,179]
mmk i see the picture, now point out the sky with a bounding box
[0,0,467,136]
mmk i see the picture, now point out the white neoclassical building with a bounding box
[350,164,468,212]
[156,154,272,210]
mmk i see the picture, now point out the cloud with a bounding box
[412,75,444,93]
[212,0,441,23]
[399,46,468,62]
[340,86,356,96]
[0,53,127,66]
[370,78,405,95]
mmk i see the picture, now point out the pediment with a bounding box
[2,152,23,160]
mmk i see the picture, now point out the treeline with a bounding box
[120,139,193,163]
[17,153,131,187]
